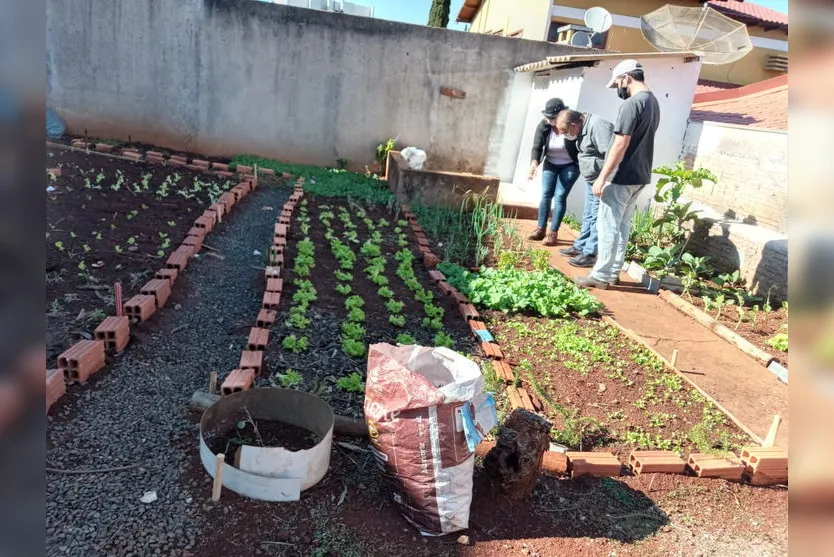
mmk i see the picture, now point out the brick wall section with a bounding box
[686,202,787,302]
[680,121,787,234]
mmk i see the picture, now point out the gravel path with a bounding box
[46,183,289,556]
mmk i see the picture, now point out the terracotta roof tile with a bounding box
[695,79,739,95]
[706,1,788,29]
[690,77,787,130]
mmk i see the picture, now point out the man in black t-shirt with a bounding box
[574,59,660,289]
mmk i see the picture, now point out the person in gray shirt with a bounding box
[554,109,615,268]
[574,59,661,290]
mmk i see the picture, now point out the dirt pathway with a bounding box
[510,219,789,448]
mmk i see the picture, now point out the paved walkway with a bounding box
[511,219,789,448]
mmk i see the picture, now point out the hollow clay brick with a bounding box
[428,270,446,283]
[236,165,253,174]
[629,450,686,474]
[239,350,264,375]
[247,328,270,351]
[221,369,256,396]
[542,451,569,475]
[195,215,214,233]
[182,235,202,253]
[266,278,283,293]
[481,342,504,360]
[436,281,453,296]
[209,202,226,218]
[460,303,479,320]
[94,316,130,352]
[269,252,284,267]
[256,309,278,328]
[58,340,106,384]
[264,266,281,279]
[567,452,622,478]
[491,360,515,383]
[262,292,282,310]
[166,249,190,272]
[155,267,179,286]
[274,223,288,238]
[687,453,745,481]
[124,294,157,321]
[212,162,229,171]
[451,289,470,305]
[46,369,66,413]
[141,278,172,309]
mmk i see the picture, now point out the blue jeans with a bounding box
[538,161,580,232]
[573,180,599,256]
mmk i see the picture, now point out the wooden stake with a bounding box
[209,371,218,394]
[670,349,679,368]
[763,414,782,447]
[211,453,225,502]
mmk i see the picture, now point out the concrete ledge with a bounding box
[385,151,498,207]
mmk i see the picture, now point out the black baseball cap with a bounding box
[542,98,567,118]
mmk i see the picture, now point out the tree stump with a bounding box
[483,409,552,499]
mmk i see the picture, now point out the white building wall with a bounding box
[500,55,702,220]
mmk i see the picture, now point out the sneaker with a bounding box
[558,246,581,257]
[568,254,596,268]
[573,275,610,290]
[542,232,559,247]
[527,227,546,241]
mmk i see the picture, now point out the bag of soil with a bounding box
[364,343,496,536]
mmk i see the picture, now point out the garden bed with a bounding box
[483,312,749,458]
[45,148,239,362]
[683,294,788,365]
[255,194,477,418]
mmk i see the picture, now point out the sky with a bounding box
[361,0,788,29]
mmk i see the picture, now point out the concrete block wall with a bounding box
[681,121,787,234]
[386,151,499,208]
[46,0,587,174]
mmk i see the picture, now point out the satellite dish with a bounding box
[584,7,613,34]
[640,4,753,65]
[570,31,593,48]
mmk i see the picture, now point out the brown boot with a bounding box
[543,231,559,247]
[527,227,546,241]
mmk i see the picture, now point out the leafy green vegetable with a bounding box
[438,262,602,318]
[336,372,365,393]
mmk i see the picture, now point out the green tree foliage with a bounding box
[427,0,451,28]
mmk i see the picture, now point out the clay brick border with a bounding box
[46,369,66,413]
[124,294,156,321]
[687,454,745,481]
[256,309,278,328]
[491,360,515,383]
[239,350,264,375]
[567,452,622,478]
[221,369,256,396]
[262,292,282,310]
[264,266,281,279]
[155,267,179,286]
[247,328,270,351]
[58,340,106,383]
[141,278,172,309]
[480,342,504,360]
[628,450,686,474]
[266,278,283,293]
[94,316,130,352]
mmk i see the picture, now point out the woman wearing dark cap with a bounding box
[527,98,580,246]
